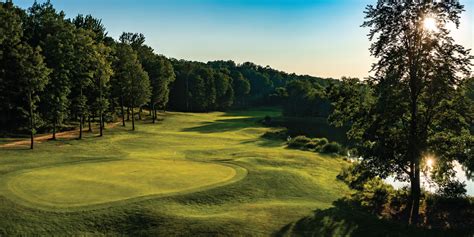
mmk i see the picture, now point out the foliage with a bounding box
[331,0,473,224]
[287,135,344,155]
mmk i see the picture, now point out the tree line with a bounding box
[0,1,334,148]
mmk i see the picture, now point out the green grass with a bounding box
[3,160,244,209]
[0,107,352,235]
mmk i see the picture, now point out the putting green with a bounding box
[4,159,240,208]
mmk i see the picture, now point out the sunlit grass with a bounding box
[0,107,349,235]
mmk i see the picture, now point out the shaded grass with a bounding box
[274,199,469,237]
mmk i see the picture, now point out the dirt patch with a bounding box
[0,122,121,148]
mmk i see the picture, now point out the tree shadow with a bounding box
[182,117,260,134]
[273,199,459,237]
[241,138,285,148]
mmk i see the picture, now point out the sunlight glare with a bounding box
[424,154,436,170]
[423,17,438,32]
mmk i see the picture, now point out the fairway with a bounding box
[0,108,349,235]
[4,160,240,208]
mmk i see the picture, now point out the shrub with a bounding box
[261,115,272,126]
[337,163,372,191]
[424,194,474,230]
[304,141,319,150]
[321,141,343,154]
[288,135,312,149]
[352,177,395,215]
[314,137,328,146]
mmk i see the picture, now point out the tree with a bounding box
[25,1,76,140]
[331,1,472,225]
[111,43,150,130]
[126,58,150,131]
[74,15,113,137]
[128,35,176,123]
[1,1,50,149]
[214,71,234,110]
[231,71,250,107]
[0,1,26,130]
[73,14,108,42]
[17,45,51,149]
[91,43,113,136]
[71,29,96,139]
[149,55,175,122]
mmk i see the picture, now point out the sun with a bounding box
[426,158,434,168]
[424,154,436,169]
[423,17,438,32]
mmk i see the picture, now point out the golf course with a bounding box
[0,108,350,235]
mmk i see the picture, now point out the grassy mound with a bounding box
[4,160,241,208]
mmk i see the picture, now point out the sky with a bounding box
[13,0,474,79]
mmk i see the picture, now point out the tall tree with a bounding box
[92,43,113,136]
[74,14,113,136]
[214,71,234,110]
[331,1,472,225]
[0,1,26,130]
[231,71,250,107]
[17,45,51,149]
[71,29,96,139]
[130,37,176,122]
[126,58,150,131]
[111,43,150,130]
[25,1,76,140]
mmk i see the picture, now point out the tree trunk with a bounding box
[79,87,84,140]
[408,81,421,225]
[99,78,103,137]
[152,104,156,124]
[149,106,152,116]
[88,116,92,132]
[409,162,421,225]
[138,106,142,120]
[28,92,34,150]
[79,115,83,139]
[121,96,126,127]
[127,107,130,121]
[52,118,56,140]
[131,107,135,131]
[99,114,103,137]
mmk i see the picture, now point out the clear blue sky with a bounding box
[13,0,473,79]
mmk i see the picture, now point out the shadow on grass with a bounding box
[240,138,285,148]
[182,117,260,134]
[274,199,464,237]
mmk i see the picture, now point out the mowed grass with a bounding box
[0,107,350,235]
[4,160,241,208]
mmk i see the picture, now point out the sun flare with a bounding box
[423,17,438,32]
[426,158,434,168]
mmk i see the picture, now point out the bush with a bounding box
[424,195,474,230]
[304,141,319,150]
[314,137,329,146]
[261,115,272,126]
[288,136,312,149]
[321,141,343,154]
[352,178,395,215]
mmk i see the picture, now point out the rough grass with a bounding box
[0,107,352,235]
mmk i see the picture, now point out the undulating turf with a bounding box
[0,107,351,235]
[4,160,242,208]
